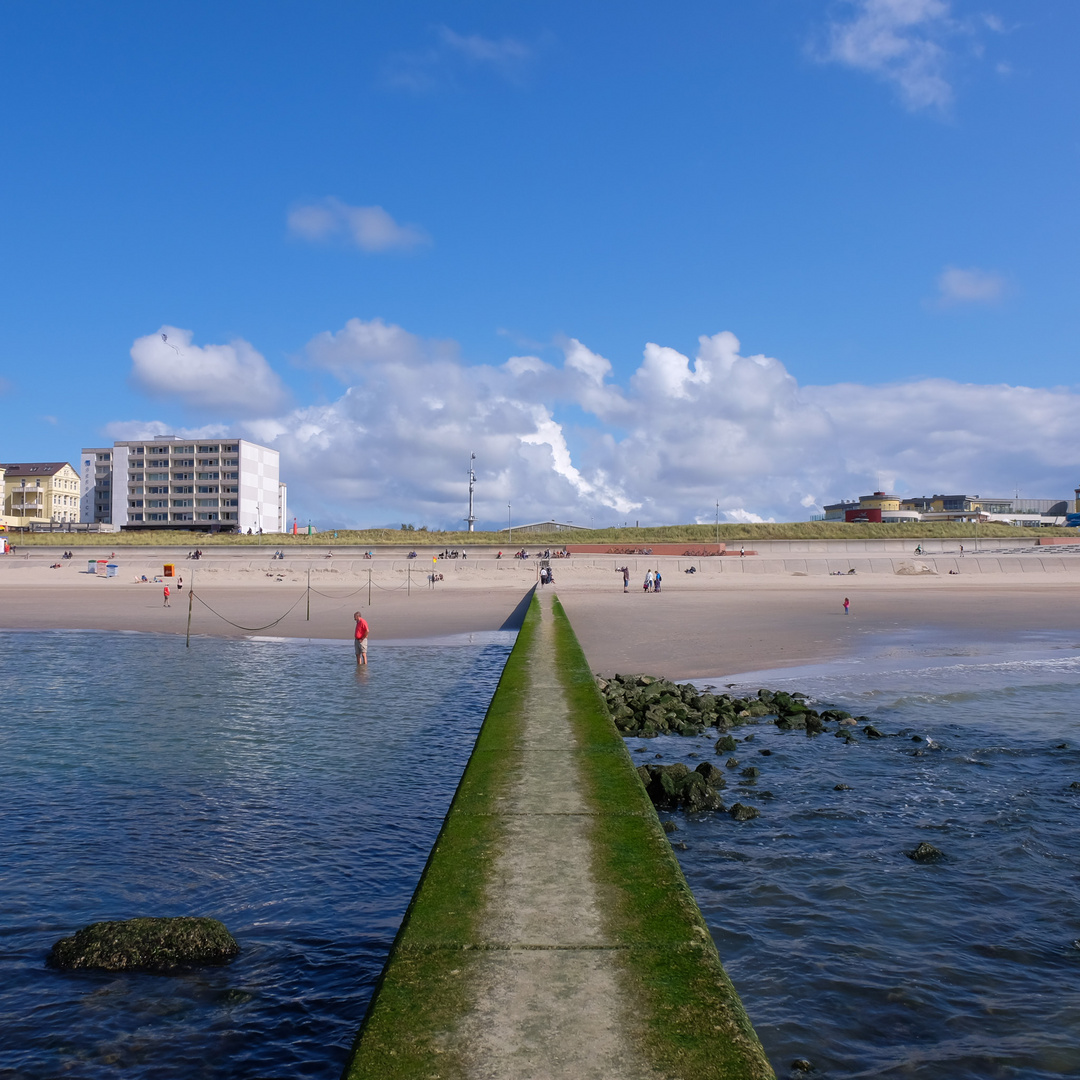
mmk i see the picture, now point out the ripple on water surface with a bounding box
[630,642,1080,1080]
[0,629,512,1079]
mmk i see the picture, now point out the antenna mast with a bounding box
[466,453,476,532]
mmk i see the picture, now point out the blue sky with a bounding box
[2,1,1078,528]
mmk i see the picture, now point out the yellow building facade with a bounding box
[1,462,81,526]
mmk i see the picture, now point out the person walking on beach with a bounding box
[654,570,662,593]
[843,597,850,615]
[644,569,654,592]
[621,566,630,592]
[163,584,170,607]
[353,610,369,665]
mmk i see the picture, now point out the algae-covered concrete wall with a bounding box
[341,590,774,1080]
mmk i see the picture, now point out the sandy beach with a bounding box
[4,542,1080,677]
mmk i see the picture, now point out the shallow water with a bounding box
[628,632,1080,1079]
[0,629,512,1080]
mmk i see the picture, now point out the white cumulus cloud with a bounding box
[385,26,534,92]
[820,0,957,112]
[287,198,430,252]
[118,319,1080,529]
[936,265,1007,305]
[129,326,289,415]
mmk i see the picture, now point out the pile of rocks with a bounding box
[596,674,870,742]
[635,761,726,812]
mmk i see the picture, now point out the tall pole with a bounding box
[306,567,310,621]
[508,502,512,545]
[408,562,411,595]
[715,500,719,545]
[368,567,372,606]
[466,452,476,532]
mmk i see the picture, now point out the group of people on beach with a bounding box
[619,566,662,593]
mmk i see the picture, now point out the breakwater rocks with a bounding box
[48,916,239,973]
[596,673,867,740]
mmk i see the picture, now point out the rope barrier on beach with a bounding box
[191,589,308,633]
[307,585,369,599]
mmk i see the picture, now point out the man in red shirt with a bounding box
[353,610,369,665]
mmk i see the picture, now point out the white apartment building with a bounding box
[81,437,286,532]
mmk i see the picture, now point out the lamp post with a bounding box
[508,503,512,544]
[715,499,719,545]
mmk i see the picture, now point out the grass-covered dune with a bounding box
[7,520,1072,548]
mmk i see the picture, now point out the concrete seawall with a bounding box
[342,590,774,1080]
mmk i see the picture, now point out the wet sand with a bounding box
[3,547,1080,677]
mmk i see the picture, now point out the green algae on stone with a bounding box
[48,916,239,973]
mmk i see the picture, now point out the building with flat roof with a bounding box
[81,437,286,532]
[2,461,81,526]
[822,491,1068,527]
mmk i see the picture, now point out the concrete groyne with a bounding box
[342,590,774,1080]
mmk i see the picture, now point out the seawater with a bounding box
[627,632,1080,1079]
[0,628,513,1080]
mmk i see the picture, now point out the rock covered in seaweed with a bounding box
[597,674,869,740]
[48,916,239,973]
[636,761,726,812]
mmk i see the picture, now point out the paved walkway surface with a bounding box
[458,591,658,1080]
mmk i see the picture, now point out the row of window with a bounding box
[130,511,238,522]
[128,499,237,508]
[129,485,235,495]
[129,444,238,455]
[131,471,239,482]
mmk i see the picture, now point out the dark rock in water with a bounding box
[906,842,944,863]
[834,783,852,791]
[912,735,924,742]
[740,766,761,778]
[804,715,826,735]
[864,725,884,739]
[791,1059,814,1074]
[744,733,755,742]
[48,917,239,973]
[715,734,738,754]
[839,718,857,726]
[640,762,724,812]
[1069,781,1080,791]
[911,749,925,756]
[674,840,688,850]
[759,748,773,756]
[729,803,760,822]
[694,761,726,787]
[726,756,740,768]
[1055,742,1067,749]
[662,820,679,833]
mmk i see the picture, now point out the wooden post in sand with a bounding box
[408,563,411,595]
[185,571,194,648]
[368,567,372,606]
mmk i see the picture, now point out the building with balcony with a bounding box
[80,436,286,532]
[1,461,81,526]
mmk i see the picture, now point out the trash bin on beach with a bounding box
[96,560,108,576]
[87,560,97,574]
[106,564,118,578]
[164,563,174,577]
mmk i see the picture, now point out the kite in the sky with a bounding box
[161,333,180,355]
